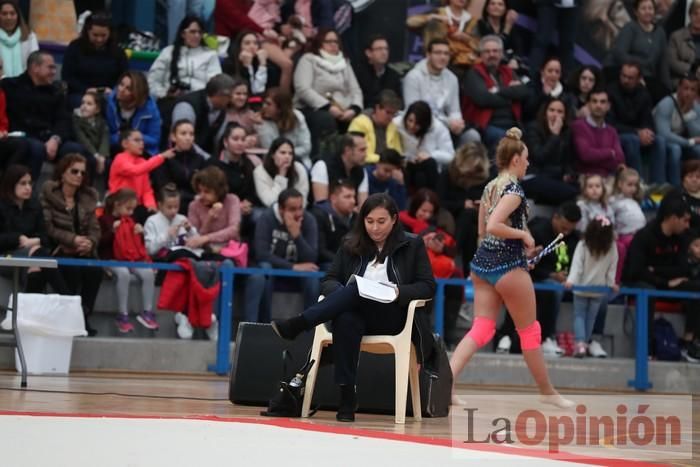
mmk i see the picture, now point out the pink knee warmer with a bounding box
[466,316,496,348]
[517,320,542,350]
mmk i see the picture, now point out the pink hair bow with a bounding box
[595,215,611,227]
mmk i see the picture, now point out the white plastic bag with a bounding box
[1,294,87,337]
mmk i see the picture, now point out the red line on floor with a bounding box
[0,410,667,467]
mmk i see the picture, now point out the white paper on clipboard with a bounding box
[353,274,398,303]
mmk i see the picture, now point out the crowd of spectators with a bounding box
[0,0,699,361]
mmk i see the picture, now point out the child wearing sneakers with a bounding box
[565,216,618,357]
[99,188,158,333]
[144,184,200,338]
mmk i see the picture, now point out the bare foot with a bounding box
[539,393,575,409]
[451,394,466,406]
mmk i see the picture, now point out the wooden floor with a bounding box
[0,371,696,465]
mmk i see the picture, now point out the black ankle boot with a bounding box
[336,385,357,422]
[271,315,307,341]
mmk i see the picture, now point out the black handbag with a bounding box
[260,357,316,417]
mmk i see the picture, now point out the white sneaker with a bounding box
[206,314,218,341]
[588,340,608,358]
[174,312,193,340]
[496,335,511,353]
[542,337,564,357]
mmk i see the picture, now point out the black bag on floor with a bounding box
[418,334,452,418]
[260,358,316,417]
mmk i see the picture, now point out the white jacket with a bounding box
[144,212,200,256]
[293,52,363,111]
[253,161,310,207]
[393,114,455,166]
[148,45,222,99]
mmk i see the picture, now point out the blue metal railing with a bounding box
[434,278,700,391]
[50,258,700,391]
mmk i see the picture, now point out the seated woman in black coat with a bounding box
[0,164,65,293]
[522,96,579,205]
[271,193,436,422]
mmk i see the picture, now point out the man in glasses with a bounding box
[353,34,402,109]
[2,51,94,180]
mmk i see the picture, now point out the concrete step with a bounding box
[1,334,697,393]
[454,352,700,394]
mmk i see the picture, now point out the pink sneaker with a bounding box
[136,311,159,330]
[115,314,134,333]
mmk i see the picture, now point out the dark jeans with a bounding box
[521,175,579,206]
[25,138,95,181]
[60,263,103,319]
[530,5,579,74]
[406,158,438,192]
[303,282,406,385]
[455,207,478,275]
[301,108,338,161]
[618,133,667,184]
[0,137,29,172]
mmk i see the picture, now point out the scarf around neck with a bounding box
[316,50,347,73]
[0,28,22,78]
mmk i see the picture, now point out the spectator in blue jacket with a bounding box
[105,71,162,155]
[365,148,407,210]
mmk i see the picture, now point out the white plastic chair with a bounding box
[301,296,428,424]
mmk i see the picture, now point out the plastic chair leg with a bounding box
[409,346,421,421]
[393,343,410,424]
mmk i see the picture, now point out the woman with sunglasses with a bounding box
[40,154,103,336]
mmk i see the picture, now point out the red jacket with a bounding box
[0,89,8,133]
[109,151,164,209]
[158,259,221,328]
[462,63,522,130]
[214,0,264,36]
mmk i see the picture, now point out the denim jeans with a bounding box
[25,138,95,181]
[167,0,216,43]
[618,133,666,183]
[242,261,320,323]
[573,294,603,343]
[483,125,507,153]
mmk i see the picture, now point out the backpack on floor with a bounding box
[653,317,681,361]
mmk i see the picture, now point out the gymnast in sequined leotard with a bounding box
[470,172,529,286]
[449,128,574,410]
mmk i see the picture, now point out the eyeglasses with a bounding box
[69,168,86,176]
[185,29,203,35]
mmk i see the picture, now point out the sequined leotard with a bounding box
[470,173,529,285]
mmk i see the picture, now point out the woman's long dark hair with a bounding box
[0,0,29,40]
[78,11,120,56]
[408,188,440,222]
[169,16,206,90]
[344,193,404,262]
[404,101,431,141]
[535,96,571,136]
[227,29,259,78]
[584,217,615,259]
[0,164,30,201]
[263,137,298,188]
[264,87,297,133]
[565,65,603,98]
[481,0,509,31]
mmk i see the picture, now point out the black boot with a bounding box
[336,384,357,422]
[271,315,308,341]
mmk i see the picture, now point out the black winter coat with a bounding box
[321,231,437,363]
[1,72,71,141]
[0,198,49,253]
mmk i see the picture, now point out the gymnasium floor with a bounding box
[0,371,695,466]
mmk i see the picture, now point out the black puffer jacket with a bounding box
[321,231,437,363]
[0,198,49,253]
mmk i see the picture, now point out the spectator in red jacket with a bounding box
[570,89,625,178]
[109,129,176,223]
[0,87,28,172]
